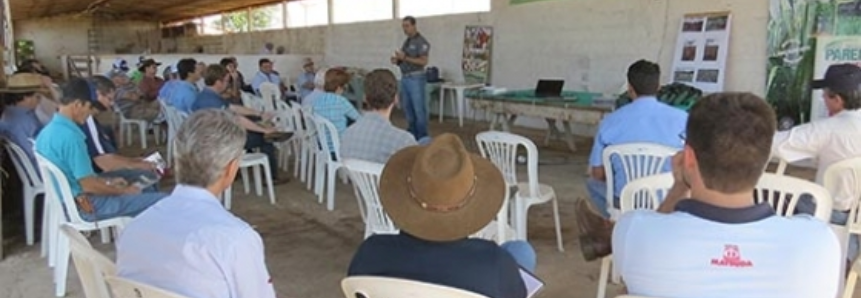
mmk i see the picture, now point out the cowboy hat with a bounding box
[1,73,48,94]
[379,133,505,242]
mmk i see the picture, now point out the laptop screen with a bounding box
[535,80,564,98]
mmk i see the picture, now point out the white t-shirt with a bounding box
[613,200,840,298]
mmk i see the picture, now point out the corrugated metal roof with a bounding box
[10,0,290,22]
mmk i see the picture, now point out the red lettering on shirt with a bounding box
[710,244,753,268]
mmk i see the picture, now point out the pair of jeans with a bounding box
[399,75,429,141]
[586,178,619,219]
[78,169,168,222]
[245,131,279,179]
[500,240,537,273]
[795,195,858,263]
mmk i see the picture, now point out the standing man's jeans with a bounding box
[501,240,537,273]
[400,74,429,141]
[77,169,167,222]
[795,195,858,263]
[586,178,617,218]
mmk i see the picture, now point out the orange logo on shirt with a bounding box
[710,244,753,267]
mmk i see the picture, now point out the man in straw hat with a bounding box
[296,57,316,99]
[348,133,536,298]
[575,93,840,297]
[0,72,50,170]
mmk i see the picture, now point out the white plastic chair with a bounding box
[341,276,489,298]
[3,140,45,246]
[106,276,191,298]
[240,91,267,111]
[301,110,321,193]
[115,108,161,149]
[35,153,130,297]
[287,102,309,177]
[313,115,347,211]
[601,143,677,220]
[259,82,282,112]
[61,224,116,298]
[161,101,188,167]
[596,173,673,298]
[475,131,563,251]
[754,173,832,221]
[224,153,276,210]
[343,159,398,238]
[819,157,861,298]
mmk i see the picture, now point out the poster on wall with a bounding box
[462,26,493,84]
[810,35,861,121]
[766,0,861,129]
[670,12,732,93]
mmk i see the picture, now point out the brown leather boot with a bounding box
[575,199,614,261]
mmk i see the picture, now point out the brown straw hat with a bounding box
[1,73,48,94]
[379,133,505,242]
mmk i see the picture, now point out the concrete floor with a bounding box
[0,114,855,298]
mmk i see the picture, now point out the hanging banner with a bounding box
[670,12,732,93]
[462,26,493,84]
[766,0,861,129]
[811,35,861,121]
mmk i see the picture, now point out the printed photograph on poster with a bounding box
[696,69,720,83]
[681,40,697,61]
[682,17,705,32]
[462,26,493,84]
[673,69,696,83]
[703,39,719,61]
[706,15,729,31]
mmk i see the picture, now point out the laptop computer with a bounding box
[534,79,564,98]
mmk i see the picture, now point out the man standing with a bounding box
[340,69,417,164]
[392,16,431,141]
[118,109,276,298]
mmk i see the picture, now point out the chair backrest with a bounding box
[341,276,490,298]
[823,157,861,233]
[271,101,296,132]
[302,111,320,152]
[343,159,398,238]
[240,91,266,111]
[3,139,42,188]
[619,173,674,213]
[35,152,87,224]
[105,276,191,298]
[755,173,833,222]
[475,131,539,196]
[61,224,116,298]
[313,115,342,162]
[602,143,677,211]
[259,82,281,111]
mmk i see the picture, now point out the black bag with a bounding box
[426,67,441,83]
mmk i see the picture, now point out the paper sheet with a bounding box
[519,268,544,298]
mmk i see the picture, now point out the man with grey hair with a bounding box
[117,109,277,298]
[302,67,329,107]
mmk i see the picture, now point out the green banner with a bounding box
[510,0,562,5]
[767,0,861,129]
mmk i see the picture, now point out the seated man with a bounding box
[301,67,328,107]
[296,58,316,100]
[110,70,161,122]
[117,109,276,298]
[251,58,286,96]
[586,60,687,218]
[165,58,202,113]
[772,63,861,266]
[0,73,47,169]
[192,64,288,184]
[35,77,166,222]
[577,93,841,297]
[348,133,536,298]
[310,68,361,133]
[340,69,416,164]
[83,76,162,185]
[137,59,165,102]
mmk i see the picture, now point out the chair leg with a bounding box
[54,232,70,297]
[139,123,147,149]
[262,162,276,205]
[315,157,325,202]
[439,88,445,123]
[843,267,858,298]
[24,189,35,245]
[100,227,111,243]
[552,196,564,252]
[253,165,263,197]
[596,256,612,298]
[224,185,233,210]
[241,167,251,194]
[41,197,50,258]
[326,164,337,211]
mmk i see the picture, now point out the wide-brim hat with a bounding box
[379,133,505,242]
[1,73,48,94]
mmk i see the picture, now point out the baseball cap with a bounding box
[112,58,129,72]
[62,77,105,110]
[107,69,129,79]
[811,63,861,93]
[138,58,162,71]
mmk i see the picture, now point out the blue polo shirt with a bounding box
[158,80,179,101]
[348,233,526,298]
[81,116,118,172]
[35,114,96,196]
[588,96,688,195]
[191,87,229,112]
[0,106,43,172]
[167,81,199,114]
